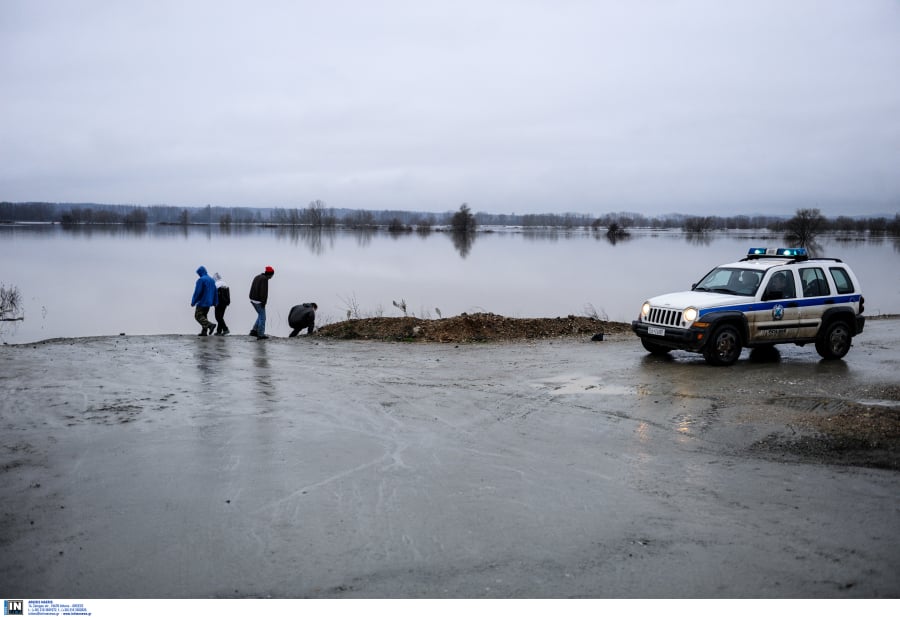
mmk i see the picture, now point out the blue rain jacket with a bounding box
[191,266,218,307]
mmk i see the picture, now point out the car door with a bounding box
[798,266,831,338]
[748,268,801,343]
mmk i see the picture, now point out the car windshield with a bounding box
[694,267,762,297]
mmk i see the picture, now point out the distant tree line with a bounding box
[1,201,898,234]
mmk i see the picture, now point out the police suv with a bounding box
[631,247,866,366]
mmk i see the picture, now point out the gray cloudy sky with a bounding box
[2,0,899,216]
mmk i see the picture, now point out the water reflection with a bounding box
[450,230,475,258]
[813,358,850,376]
[597,229,633,246]
[683,232,713,247]
[253,341,276,411]
[193,338,221,391]
[748,346,781,363]
[521,229,568,242]
[274,226,337,256]
[640,353,675,366]
[24,222,898,257]
[57,223,154,238]
[797,237,824,257]
[354,228,376,247]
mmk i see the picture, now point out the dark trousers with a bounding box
[289,320,313,337]
[214,304,228,334]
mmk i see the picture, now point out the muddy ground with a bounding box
[316,312,635,343]
[1,315,899,598]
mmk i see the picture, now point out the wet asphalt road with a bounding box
[1,322,899,598]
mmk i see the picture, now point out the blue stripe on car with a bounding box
[697,295,861,318]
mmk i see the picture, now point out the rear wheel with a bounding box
[641,339,670,355]
[703,324,742,366]
[816,320,851,360]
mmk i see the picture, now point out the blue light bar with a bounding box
[747,247,807,258]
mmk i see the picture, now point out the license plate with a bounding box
[648,326,666,336]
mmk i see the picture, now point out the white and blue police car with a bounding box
[631,247,866,366]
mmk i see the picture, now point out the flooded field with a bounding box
[1,225,898,343]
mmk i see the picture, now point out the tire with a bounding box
[641,339,671,355]
[703,324,742,366]
[816,320,852,360]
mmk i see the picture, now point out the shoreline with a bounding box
[6,312,898,348]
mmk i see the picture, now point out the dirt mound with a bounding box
[316,312,633,343]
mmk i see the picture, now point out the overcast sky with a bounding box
[2,0,899,217]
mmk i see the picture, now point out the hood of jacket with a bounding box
[196,266,208,277]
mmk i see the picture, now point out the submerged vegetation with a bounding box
[0,283,23,324]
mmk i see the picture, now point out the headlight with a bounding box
[683,307,698,322]
[641,302,651,318]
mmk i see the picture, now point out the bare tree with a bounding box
[304,200,327,226]
[785,208,826,247]
[682,216,714,233]
[450,203,477,233]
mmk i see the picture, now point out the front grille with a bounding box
[646,307,682,327]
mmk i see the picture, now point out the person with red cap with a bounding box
[249,266,275,339]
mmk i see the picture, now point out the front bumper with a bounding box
[631,320,707,352]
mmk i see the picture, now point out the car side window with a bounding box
[800,267,830,297]
[763,270,797,300]
[830,267,855,294]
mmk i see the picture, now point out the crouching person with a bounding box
[288,302,318,337]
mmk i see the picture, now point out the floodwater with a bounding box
[1,224,898,343]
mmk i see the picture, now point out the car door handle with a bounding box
[824,299,835,305]
[787,302,798,308]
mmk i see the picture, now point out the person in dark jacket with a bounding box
[213,272,231,335]
[288,302,318,337]
[191,265,217,336]
[249,266,274,339]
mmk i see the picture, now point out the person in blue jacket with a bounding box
[191,265,218,336]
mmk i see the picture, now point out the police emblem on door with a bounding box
[772,304,784,320]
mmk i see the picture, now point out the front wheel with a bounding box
[703,324,742,366]
[816,320,852,360]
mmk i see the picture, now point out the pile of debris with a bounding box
[316,312,632,343]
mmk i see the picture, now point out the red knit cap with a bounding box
[265,266,274,274]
